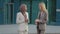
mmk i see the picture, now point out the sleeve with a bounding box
[46,11,48,22]
[47,12,48,21]
[37,12,40,19]
[16,13,25,24]
[43,11,48,23]
[26,12,30,23]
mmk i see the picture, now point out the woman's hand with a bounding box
[25,18,28,23]
[35,19,40,25]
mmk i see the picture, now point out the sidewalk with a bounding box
[0,24,60,34]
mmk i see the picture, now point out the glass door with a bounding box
[4,3,14,24]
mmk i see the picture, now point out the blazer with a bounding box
[16,12,29,31]
[37,11,48,30]
[38,11,48,23]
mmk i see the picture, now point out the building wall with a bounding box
[0,0,59,25]
[56,0,60,25]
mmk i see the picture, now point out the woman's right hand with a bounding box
[35,19,40,25]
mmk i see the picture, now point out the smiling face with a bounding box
[39,2,46,12]
[20,4,27,12]
[39,4,43,11]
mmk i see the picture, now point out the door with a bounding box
[4,3,14,24]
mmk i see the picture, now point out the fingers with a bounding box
[25,19,28,23]
[35,19,40,25]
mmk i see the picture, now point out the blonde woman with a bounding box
[16,4,29,34]
[35,2,48,34]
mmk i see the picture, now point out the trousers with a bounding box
[18,30,28,34]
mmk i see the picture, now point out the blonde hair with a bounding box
[20,4,27,11]
[39,2,47,12]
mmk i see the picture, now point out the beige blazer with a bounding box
[16,12,29,31]
[37,11,48,30]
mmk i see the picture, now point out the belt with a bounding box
[39,22,44,24]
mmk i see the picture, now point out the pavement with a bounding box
[0,24,60,34]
